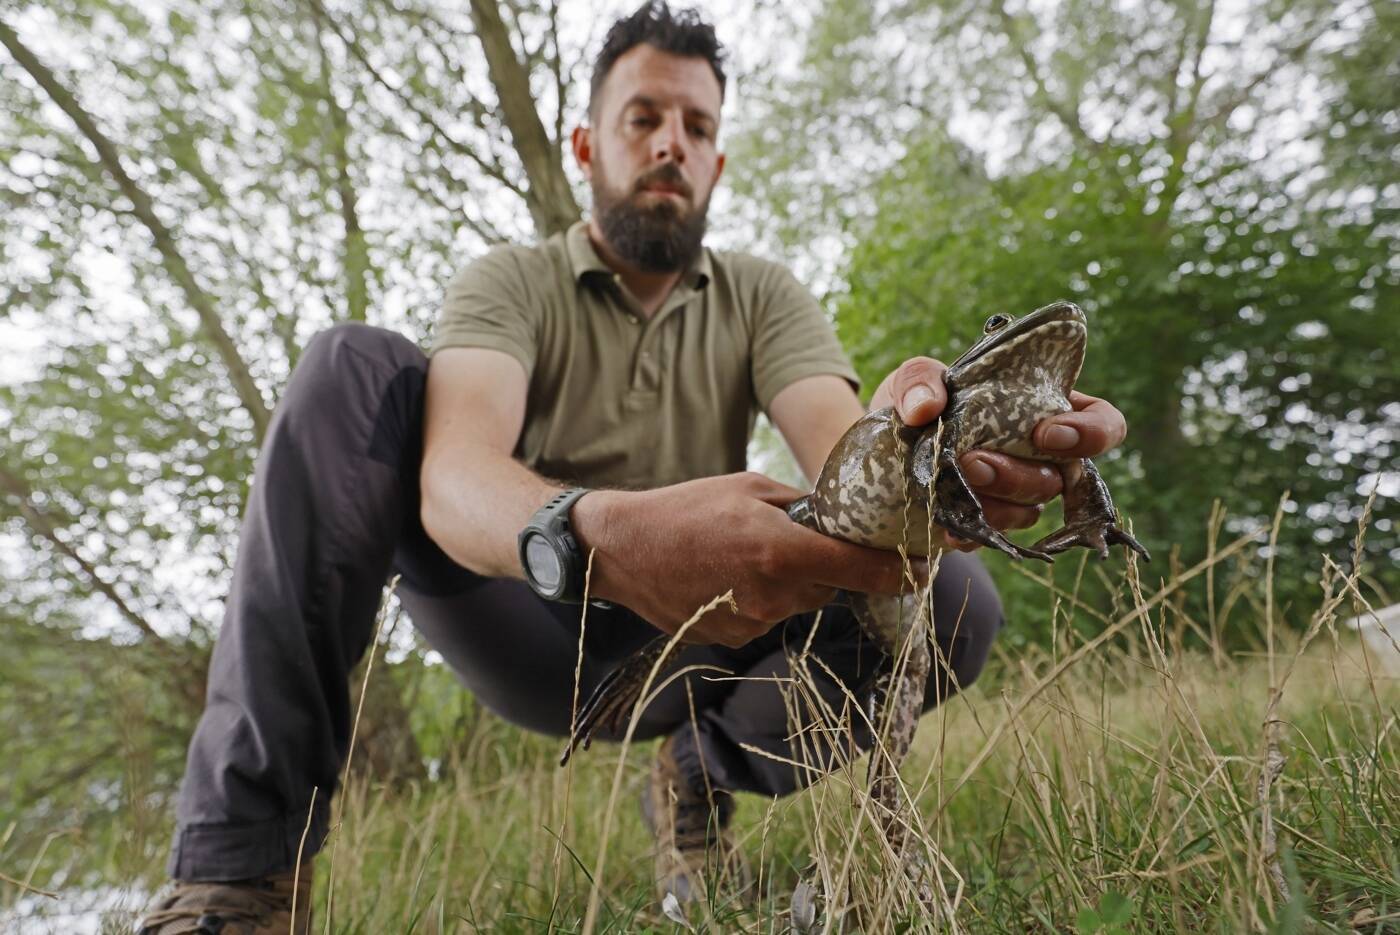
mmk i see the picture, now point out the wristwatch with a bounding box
[518,487,595,603]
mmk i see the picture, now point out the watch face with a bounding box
[524,534,564,593]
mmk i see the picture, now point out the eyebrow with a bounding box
[621,94,718,127]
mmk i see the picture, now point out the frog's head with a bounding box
[945,301,1087,394]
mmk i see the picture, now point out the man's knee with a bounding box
[928,553,1004,698]
[277,323,426,422]
[299,322,425,376]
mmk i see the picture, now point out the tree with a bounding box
[728,0,1398,630]
[0,0,586,879]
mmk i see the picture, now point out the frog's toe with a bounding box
[1107,526,1151,562]
[560,635,678,766]
[981,527,1055,563]
[937,514,1054,563]
[1034,523,1149,562]
[1033,524,1106,558]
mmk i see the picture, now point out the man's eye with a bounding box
[629,116,657,128]
[688,125,712,140]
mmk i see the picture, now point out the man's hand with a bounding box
[869,357,1129,552]
[571,472,916,648]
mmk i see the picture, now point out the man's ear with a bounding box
[571,126,593,181]
[713,151,726,186]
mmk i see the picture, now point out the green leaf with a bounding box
[1098,891,1133,925]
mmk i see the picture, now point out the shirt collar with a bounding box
[566,220,713,291]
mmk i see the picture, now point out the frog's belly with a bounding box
[812,467,937,555]
[954,382,1072,460]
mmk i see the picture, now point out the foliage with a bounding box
[728,0,1399,631]
[7,562,1398,931]
[0,0,583,882]
[1,0,1396,923]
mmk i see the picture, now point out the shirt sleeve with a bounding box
[749,263,860,412]
[430,247,539,376]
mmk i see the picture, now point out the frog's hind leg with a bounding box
[850,590,936,904]
[1032,459,1151,561]
[910,426,1054,563]
[559,635,681,766]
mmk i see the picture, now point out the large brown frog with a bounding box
[561,300,1148,896]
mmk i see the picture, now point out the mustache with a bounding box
[633,164,693,200]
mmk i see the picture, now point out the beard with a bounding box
[592,161,710,274]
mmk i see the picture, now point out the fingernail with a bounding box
[1042,425,1080,450]
[901,385,934,414]
[963,458,995,486]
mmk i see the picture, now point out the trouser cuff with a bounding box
[168,798,329,882]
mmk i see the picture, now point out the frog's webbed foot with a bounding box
[559,634,681,766]
[1033,459,1151,562]
[1033,519,1150,561]
[912,432,1054,563]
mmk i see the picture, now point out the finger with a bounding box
[739,472,811,508]
[941,531,982,553]
[779,526,913,596]
[960,452,1063,506]
[978,496,1044,531]
[870,357,948,426]
[1034,392,1127,458]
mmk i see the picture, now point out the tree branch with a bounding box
[989,0,1096,148]
[310,1,370,321]
[546,0,568,149]
[1195,13,1337,135]
[407,173,505,245]
[0,465,171,649]
[469,0,579,238]
[306,0,528,201]
[0,18,271,438]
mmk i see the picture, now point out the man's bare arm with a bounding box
[766,375,864,482]
[419,347,551,578]
[420,349,913,647]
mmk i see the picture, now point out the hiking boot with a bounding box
[135,864,313,934]
[641,734,752,905]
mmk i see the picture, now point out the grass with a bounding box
[4,521,1398,933]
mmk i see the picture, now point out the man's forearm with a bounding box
[419,440,567,579]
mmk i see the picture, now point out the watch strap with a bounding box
[519,487,592,602]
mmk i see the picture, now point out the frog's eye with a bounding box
[983,313,1013,334]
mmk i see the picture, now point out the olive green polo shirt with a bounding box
[431,221,857,489]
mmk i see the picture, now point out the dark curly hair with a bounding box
[589,2,727,117]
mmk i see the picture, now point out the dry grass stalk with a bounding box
[579,589,738,935]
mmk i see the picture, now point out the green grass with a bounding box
[4,528,1399,933]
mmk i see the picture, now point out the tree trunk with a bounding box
[469,0,580,239]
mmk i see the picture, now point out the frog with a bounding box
[559,300,1148,901]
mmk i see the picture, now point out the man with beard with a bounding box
[140,3,1132,931]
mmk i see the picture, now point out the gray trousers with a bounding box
[168,324,1004,881]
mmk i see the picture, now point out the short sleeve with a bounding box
[749,264,860,411]
[430,248,539,375]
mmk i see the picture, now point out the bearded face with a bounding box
[591,157,710,274]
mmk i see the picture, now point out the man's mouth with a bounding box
[634,169,692,201]
[640,184,687,199]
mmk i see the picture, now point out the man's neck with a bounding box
[587,220,685,319]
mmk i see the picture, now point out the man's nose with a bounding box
[652,114,687,164]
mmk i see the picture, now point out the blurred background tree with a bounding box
[0,0,1395,896]
[0,0,587,885]
[727,0,1398,634]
